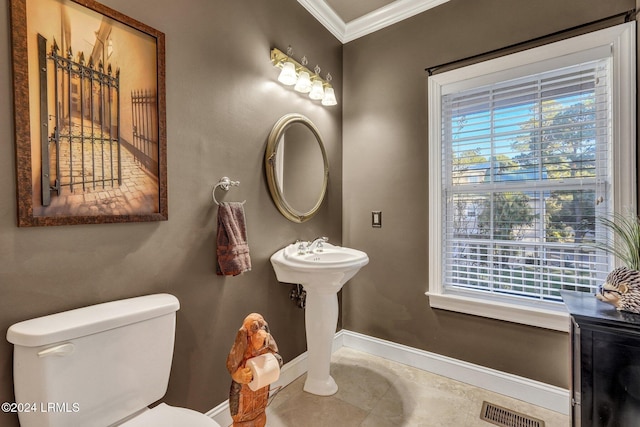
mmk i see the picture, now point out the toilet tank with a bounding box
[6,294,180,427]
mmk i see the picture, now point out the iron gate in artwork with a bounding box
[38,34,121,206]
[130,89,159,177]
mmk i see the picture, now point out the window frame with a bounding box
[427,22,636,332]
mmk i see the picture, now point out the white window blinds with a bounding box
[440,57,611,302]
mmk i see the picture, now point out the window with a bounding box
[427,23,636,331]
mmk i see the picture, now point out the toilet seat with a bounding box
[119,403,220,427]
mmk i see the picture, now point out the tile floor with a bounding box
[265,347,570,427]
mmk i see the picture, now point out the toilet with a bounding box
[6,293,220,427]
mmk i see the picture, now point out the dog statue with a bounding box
[226,313,282,427]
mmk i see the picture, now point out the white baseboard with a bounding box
[207,329,570,425]
[339,330,570,415]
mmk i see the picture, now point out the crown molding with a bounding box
[296,0,346,42]
[298,0,450,43]
[344,0,451,42]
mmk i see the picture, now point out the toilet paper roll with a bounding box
[246,353,280,391]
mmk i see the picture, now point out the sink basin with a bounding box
[270,242,369,293]
[270,241,369,396]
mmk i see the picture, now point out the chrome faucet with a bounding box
[307,236,328,252]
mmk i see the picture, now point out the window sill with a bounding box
[426,292,571,332]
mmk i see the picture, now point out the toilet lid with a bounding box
[119,403,221,427]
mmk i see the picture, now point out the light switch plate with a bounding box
[372,211,382,228]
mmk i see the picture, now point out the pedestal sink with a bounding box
[270,241,369,396]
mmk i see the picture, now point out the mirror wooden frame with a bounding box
[10,0,167,226]
[265,114,329,223]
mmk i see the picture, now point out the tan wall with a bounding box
[0,0,342,425]
[342,0,634,389]
[3,1,638,425]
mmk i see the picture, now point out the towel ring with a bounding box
[212,177,245,205]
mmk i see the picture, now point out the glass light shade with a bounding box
[309,80,325,100]
[278,61,297,86]
[321,86,337,106]
[294,70,312,93]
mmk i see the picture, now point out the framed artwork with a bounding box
[10,0,167,226]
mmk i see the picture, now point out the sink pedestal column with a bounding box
[269,243,369,396]
[303,289,338,396]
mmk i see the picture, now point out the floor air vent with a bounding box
[480,401,545,427]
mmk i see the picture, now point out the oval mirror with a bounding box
[265,114,329,223]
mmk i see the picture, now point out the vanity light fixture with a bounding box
[271,46,338,107]
[294,57,312,93]
[278,61,297,86]
[321,74,337,106]
[308,66,325,101]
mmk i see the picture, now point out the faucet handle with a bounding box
[294,239,307,255]
[296,241,306,255]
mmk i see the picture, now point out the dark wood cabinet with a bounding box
[562,291,640,427]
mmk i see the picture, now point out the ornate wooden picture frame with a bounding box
[10,0,167,226]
